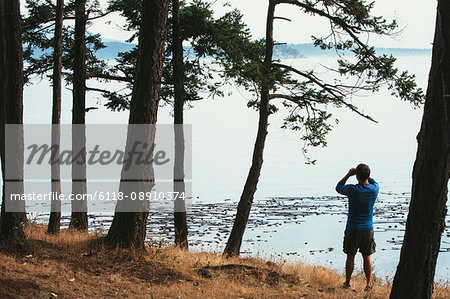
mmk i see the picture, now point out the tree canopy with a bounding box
[21,0,108,84]
[222,0,424,161]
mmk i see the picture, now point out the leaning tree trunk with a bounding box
[223,0,276,257]
[172,0,188,249]
[69,0,88,231]
[0,0,27,241]
[105,0,170,249]
[390,1,450,298]
[47,0,64,234]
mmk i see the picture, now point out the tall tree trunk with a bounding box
[172,0,188,249]
[69,0,88,231]
[106,0,170,249]
[47,0,64,234]
[0,0,27,241]
[390,1,450,298]
[223,0,276,257]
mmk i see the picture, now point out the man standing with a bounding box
[336,164,379,290]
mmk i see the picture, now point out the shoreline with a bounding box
[27,193,450,281]
[1,224,448,298]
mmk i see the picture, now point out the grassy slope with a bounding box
[0,225,448,299]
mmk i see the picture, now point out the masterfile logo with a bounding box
[4,124,192,212]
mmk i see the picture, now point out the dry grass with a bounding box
[0,224,448,299]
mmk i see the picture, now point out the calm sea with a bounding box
[12,55,450,281]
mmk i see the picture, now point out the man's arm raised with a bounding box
[339,168,356,185]
[336,168,356,195]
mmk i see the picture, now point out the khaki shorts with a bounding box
[343,230,376,256]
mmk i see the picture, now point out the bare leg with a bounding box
[362,254,373,288]
[345,254,355,287]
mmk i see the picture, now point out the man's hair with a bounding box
[356,163,370,181]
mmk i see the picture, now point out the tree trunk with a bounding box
[0,0,27,241]
[47,0,64,235]
[172,0,188,249]
[106,0,170,249]
[223,0,276,257]
[390,1,450,298]
[69,0,88,231]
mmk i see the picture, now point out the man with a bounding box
[336,163,379,291]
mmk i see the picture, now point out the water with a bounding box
[15,55,450,281]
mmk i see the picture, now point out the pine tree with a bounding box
[223,0,424,257]
[105,0,171,249]
[0,0,27,241]
[390,0,450,297]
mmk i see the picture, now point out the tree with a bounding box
[0,0,27,241]
[97,0,245,111]
[222,0,275,257]
[47,0,64,234]
[105,0,170,249]
[172,0,188,249]
[390,1,450,297]
[22,0,108,84]
[69,0,88,231]
[223,0,424,257]
[21,0,108,231]
[91,0,255,248]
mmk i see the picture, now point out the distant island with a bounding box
[96,39,432,61]
[29,39,431,61]
[272,43,432,58]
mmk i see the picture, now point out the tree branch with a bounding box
[269,92,377,123]
[86,10,112,21]
[86,72,133,83]
[273,62,344,96]
[276,0,389,73]
[86,87,109,93]
[270,63,378,123]
[22,10,111,31]
[274,16,291,22]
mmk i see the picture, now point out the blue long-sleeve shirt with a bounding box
[336,178,379,231]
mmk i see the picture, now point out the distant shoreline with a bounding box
[95,40,433,60]
[27,39,432,61]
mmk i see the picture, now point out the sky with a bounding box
[84,0,437,49]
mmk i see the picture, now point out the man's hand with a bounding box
[338,168,356,186]
[348,168,356,176]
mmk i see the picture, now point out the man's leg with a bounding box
[345,254,355,287]
[362,254,373,288]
